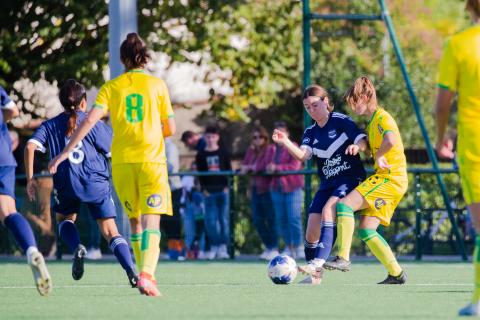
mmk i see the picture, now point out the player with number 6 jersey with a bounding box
[26,79,137,287]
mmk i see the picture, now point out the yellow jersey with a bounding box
[438,25,480,128]
[366,108,407,177]
[94,69,174,165]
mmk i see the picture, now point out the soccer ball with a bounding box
[267,255,298,284]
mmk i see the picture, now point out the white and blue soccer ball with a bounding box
[267,255,297,284]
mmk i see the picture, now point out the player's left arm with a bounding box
[342,116,368,156]
[48,107,104,174]
[162,117,176,138]
[159,80,176,137]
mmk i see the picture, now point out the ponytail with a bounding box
[120,33,150,70]
[59,79,86,137]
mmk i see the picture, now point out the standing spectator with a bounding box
[195,126,231,260]
[163,137,184,260]
[267,121,304,259]
[180,168,207,260]
[181,130,206,152]
[240,126,279,260]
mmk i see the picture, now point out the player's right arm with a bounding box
[49,108,103,174]
[49,84,110,174]
[0,87,19,122]
[435,38,457,160]
[272,129,311,162]
[25,124,48,201]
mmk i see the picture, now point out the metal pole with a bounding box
[378,0,467,260]
[109,0,138,79]
[302,0,313,213]
[414,173,422,260]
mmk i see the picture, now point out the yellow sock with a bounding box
[336,203,355,261]
[472,236,480,303]
[141,229,161,277]
[359,229,402,276]
[130,233,142,272]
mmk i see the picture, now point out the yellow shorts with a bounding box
[112,163,172,219]
[356,173,408,226]
[457,148,480,205]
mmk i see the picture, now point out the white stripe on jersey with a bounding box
[311,132,348,159]
[332,112,348,119]
[27,139,46,153]
[354,133,367,145]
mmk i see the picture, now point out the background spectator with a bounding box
[241,126,279,260]
[163,137,185,260]
[267,121,305,259]
[195,126,231,260]
[181,130,206,152]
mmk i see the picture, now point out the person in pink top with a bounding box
[240,126,279,260]
[267,121,305,260]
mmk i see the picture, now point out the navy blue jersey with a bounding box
[29,112,112,202]
[301,112,366,190]
[0,86,17,167]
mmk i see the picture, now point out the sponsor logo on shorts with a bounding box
[124,201,132,211]
[147,194,162,208]
[374,198,386,210]
[328,130,337,139]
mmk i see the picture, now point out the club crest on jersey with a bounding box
[378,124,384,135]
[124,201,132,212]
[302,137,310,144]
[147,194,162,208]
[328,130,337,139]
[374,198,386,210]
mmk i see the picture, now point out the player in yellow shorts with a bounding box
[323,76,407,285]
[49,33,176,297]
[435,0,480,315]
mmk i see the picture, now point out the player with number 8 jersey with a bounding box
[48,33,176,297]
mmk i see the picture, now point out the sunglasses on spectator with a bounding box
[252,135,265,140]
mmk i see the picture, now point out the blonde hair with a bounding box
[302,85,334,112]
[344,76,377,107]
[467,0,480,17]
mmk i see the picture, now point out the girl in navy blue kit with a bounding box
[272,84,368,284]
[25,79,137,287]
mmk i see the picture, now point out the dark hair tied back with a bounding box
[120,33,151,70]
[59,79,86,137]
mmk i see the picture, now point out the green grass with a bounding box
[0,259,474,319]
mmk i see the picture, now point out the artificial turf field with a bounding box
[0,258,474,319]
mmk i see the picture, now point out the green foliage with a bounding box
[0,0,108,89]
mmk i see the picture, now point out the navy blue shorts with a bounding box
[0,166,16,199]
[53,192,116,220]
[308,180,360,214]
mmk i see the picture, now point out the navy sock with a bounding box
[58,220,81,253]
[304,239,319,262]
[4,213,37,252]
[315,221,335,261]
[109,236,135,273]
